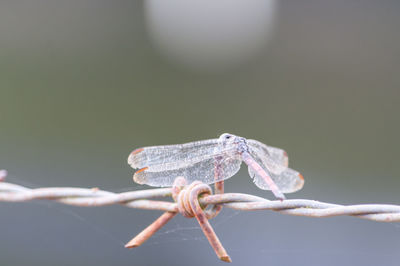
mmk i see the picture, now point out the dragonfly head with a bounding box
[219,133,248,153]
[219,133,235,142]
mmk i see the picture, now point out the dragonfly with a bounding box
[127,133,304,200]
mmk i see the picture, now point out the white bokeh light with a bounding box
[145,0,277,72]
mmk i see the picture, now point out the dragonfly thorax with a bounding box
[236,137,249,154]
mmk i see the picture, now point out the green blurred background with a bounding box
[1,1,399,265]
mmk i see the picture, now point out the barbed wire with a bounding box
[1,171,399,262]
[2,178,399,222]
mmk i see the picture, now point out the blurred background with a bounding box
[1,0,400,265]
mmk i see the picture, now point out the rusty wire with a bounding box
[1,179,399,222]
[1,170,400,262]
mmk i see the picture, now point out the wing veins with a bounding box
[142,146,238,172]
[128,138,221,168]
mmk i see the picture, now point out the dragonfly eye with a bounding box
[219,133,234,142]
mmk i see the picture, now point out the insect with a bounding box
[128,133,304,200]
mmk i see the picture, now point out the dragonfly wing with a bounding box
[247,139,289,167]
[248,142,287,175]
[128,138,220,169]
[134,153,242,187]
[247,146,304,193]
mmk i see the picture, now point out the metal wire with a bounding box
[2,170,400,263]
[1,179,399,223]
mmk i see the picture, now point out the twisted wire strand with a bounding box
[1,181,399,222]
